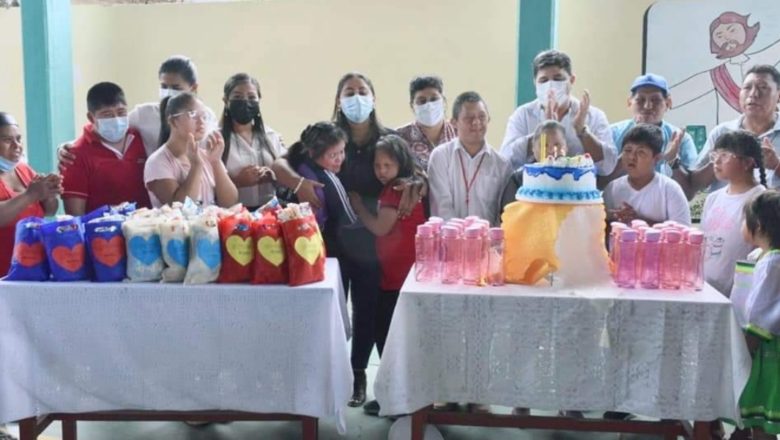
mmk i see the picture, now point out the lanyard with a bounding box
[457,149,487,211]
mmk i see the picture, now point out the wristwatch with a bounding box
[667,157,681,170]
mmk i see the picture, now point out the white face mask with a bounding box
[340,95,374,124]
[159,88,183,100]
[535,80,570,107]
[414,100,445,127]
[96,116,129,143]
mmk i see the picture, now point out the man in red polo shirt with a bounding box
[62,82,151,215]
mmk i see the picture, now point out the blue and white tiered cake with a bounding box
[515,154,603,204]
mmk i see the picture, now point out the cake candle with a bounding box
[540,132,547,161]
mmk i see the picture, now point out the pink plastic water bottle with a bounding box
[685,231,705,290]
[426,219,443,277]
[487,228,505,286]
[462,226,486,285]
[639,229,662,289]
[615,229,639,288]
[440,226,463,284]
[415,224,436,282]
[609,222,627,266]
[660,230,683,290]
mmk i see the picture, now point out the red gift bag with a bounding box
[279,205,326,286]
[217,214,255,283]
[251,212,289,284]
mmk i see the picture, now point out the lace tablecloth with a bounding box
[0,258,352,434]
[375,276,751,421]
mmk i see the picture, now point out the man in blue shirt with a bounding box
[606,74,698,195]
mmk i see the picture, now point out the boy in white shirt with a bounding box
[428,91,512,226]
[603,124,691,225]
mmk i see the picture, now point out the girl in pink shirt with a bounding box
[144,93,238,208]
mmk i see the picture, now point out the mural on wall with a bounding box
[646,0,780,135]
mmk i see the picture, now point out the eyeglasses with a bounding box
[709,151,742,163]
[171,110,210,122]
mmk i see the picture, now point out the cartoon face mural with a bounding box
[709,11,761,60]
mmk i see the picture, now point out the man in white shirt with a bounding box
[428,91,512,225]
[673,64,780,195]
[603,124,691,225]
[499,50,618,179]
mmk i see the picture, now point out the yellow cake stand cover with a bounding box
[501,200,611,286]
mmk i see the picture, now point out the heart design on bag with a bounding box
[166,239,189,267]
[257,236,285,267]
[226,236,253,266]
[128,236,161,266]
[13,242,45,267]
[196,239,221,270]
[294,236,321,266]
[52,244,85,272]
[91,236,124,267]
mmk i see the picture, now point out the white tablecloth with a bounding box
[0,258,352,434]
[375,274,751,422]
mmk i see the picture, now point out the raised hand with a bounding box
[664,130,684,162]
[573,90,591,135]
[205,131,225,165]
[761,137,779,171]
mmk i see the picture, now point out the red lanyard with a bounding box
[457,149,487,211]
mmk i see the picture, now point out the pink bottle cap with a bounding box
[445,222,464,231]
[449,218,465,224]
[665,230,682,243]
[688,231,705,244]
[644,229,662,242]
[441,226,460,238]
[417,224,433,237]
[631,220,648,228]
[464,226,482,239]
[619,229,638,241]
[426,221,442,232]
[428,216,444,224]
[488,227,504,240]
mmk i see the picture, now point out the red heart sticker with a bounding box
[52,244,85,272]
[13,242,45,267]
[91,236,124,267]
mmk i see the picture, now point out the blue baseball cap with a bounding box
[630,73,669,96]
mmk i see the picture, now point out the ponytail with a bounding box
[158,96,172,148]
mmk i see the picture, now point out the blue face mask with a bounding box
[96,116,129,143]
[340,95,374,124]
[0,155,17,173]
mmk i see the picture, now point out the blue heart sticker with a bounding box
[128,235,161,266]
[166,239,189,267]
[196,239,220,270]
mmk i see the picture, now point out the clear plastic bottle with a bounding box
[462,226,486,285]
[487,228,505,286]
[685,231,705,290]
[414,224,436,282]
[660,229,683,290]
[615,229,639,288]
[639,229,662,289]
[440,226,463,284]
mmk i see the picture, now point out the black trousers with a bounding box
[375,290,400,357]
[339,255,381,371]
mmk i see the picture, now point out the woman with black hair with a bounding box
[219,73,285,210]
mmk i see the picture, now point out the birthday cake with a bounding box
[515,154,602,204]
